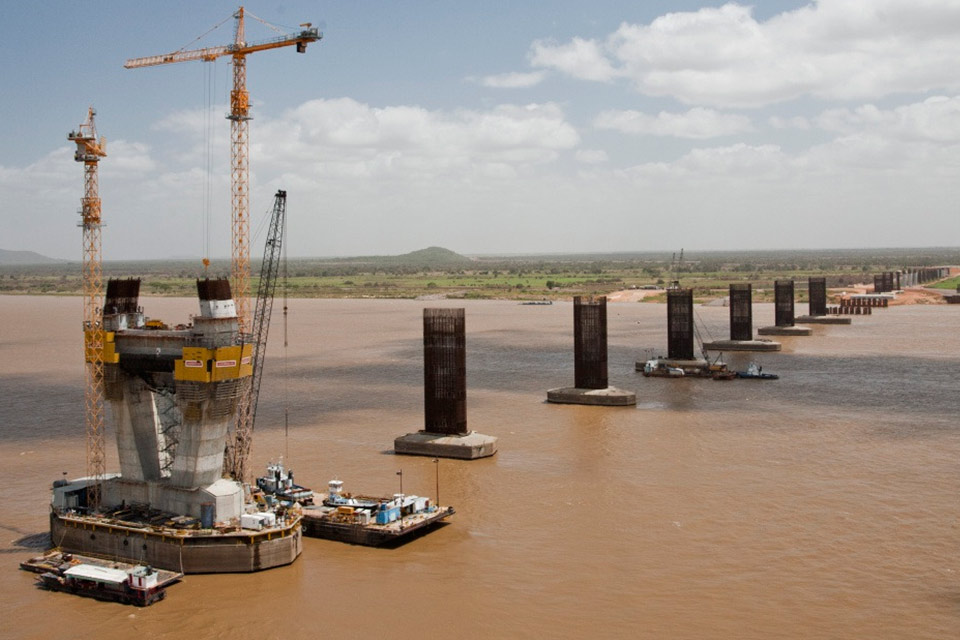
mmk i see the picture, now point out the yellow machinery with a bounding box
[124,7,320,335]
[69,107,107,511]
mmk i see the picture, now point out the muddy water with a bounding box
[0,295,957,639]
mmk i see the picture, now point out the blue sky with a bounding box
[2,1,959,260]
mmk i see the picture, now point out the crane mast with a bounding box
[69,107,107,511]
[125,6,320,336]
[226,190,286,481]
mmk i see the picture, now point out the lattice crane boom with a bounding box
[68,107,107,511]
[226,190,287,481]
[124,6,320,335]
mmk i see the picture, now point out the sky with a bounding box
[2,0,960,261]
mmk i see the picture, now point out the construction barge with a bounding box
[302,502,454,546]
[21,550,182,606]
[50,501,302,574]
[254,464,455,547]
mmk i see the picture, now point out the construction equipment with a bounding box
[125,7,320,335]
[68,107,107,511]
[226,190,287,481]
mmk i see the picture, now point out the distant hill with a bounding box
[391,246,472,265]
[0,248,63,265]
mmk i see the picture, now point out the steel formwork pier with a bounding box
[729,284,752,341]
[667,288,694,361]
[423,308,467,436]
[774,280,795,327]
[394,308,497,458]
[808,277,827,316]
[573,296,608,390]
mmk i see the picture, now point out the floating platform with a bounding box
[701,339,781,352]
[394,431,498,459]
[546,386,636,406]
[50,510,302,574]
[635,358,708,374]
[756,325,813,336]
[301,505,455,546]
[795,315,852,324]
[21,550,182,606]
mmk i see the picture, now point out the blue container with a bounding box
[200,502,215,528]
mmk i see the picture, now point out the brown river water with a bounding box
[0,295,957,639]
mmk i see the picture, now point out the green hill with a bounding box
[0,248,63,265]
[391,246,472,265]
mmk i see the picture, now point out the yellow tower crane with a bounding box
[125,7,320,482]
[124,6,321,335]
[69,107,107,511]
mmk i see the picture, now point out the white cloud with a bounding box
[594,107,753,139]
[529,1,960,107]
[254,98,580,182]
[576,149,609,164]
[816,95,960,142]
[474,71,547,89]
[769,116,812,130]
[529,37,618,82]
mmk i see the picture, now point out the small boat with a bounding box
[736,363,779,380]
[706,356,735,380]
[256,460,314,505]
[34,561,172,606]
[642,358,685,377]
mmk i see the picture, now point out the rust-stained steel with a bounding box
[884,272,894,292]
[667,288,694,360]
[104,278,141,315]
[197,278,232,301]
[423,308,467,436]
[573,296,608,389]
[808,277,827,316]
[729,283,752,341]
[774,280,795,327]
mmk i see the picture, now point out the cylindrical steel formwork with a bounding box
[423,308,467,436]
[882,272,894,293]
[729,283,753,341]
[774,280,795,327]
[667,288,695,360]
[873,274,885,293]
[104,278,141,315]
[808,277,827,316]
[573,296,608,389]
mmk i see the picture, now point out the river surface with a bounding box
[0,295,958,639]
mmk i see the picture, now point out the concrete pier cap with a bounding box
[394,431,498,460]
[547,386,636,406]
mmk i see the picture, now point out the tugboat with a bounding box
[736,362,779,380]
[256,460,314,505]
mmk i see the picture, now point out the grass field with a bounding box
[1,246,956,301]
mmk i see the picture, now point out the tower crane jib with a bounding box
[124,6,321,336]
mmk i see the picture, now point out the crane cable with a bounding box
[282,202,289,463]
[201,60,216,272]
